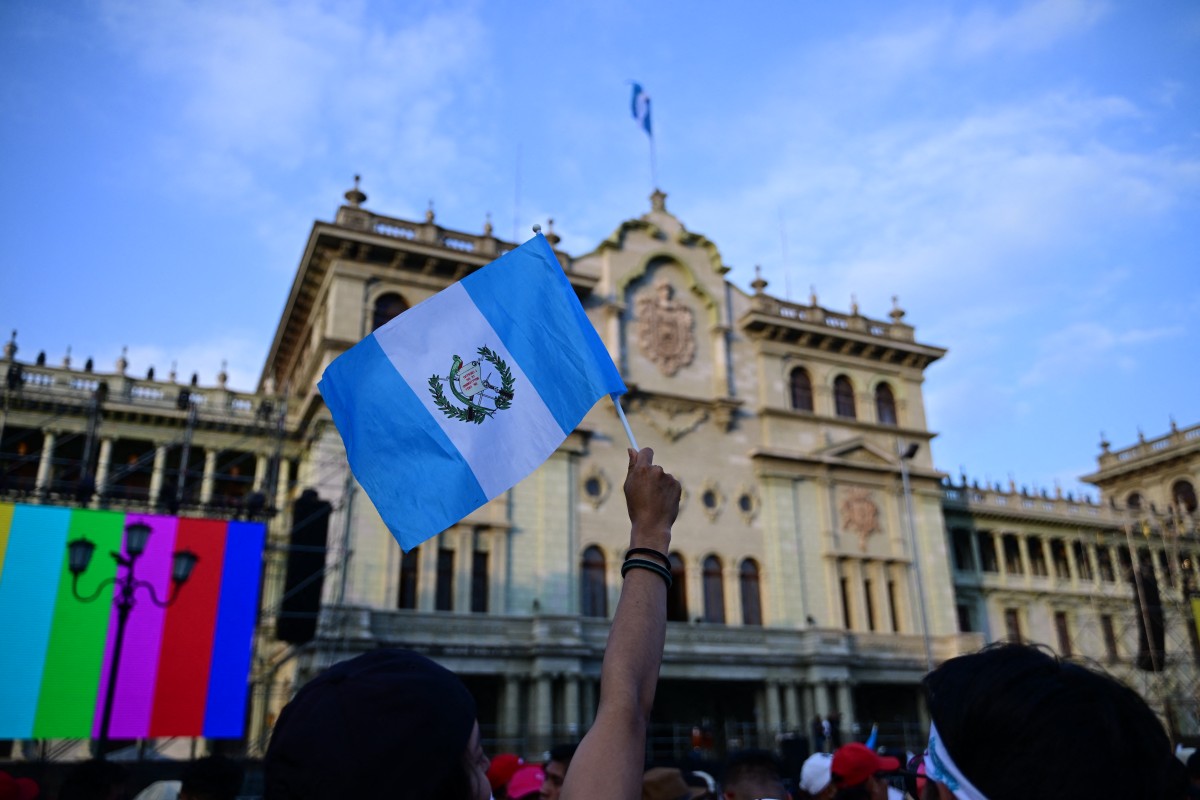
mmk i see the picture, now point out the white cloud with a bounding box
[1017,322,1185,387]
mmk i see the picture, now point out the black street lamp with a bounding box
[67,521,199,757]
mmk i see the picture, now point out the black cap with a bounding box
[265,648,477,799]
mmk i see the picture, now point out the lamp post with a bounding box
[67,521,198,757]
[899,441,934,672]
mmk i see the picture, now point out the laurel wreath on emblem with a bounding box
[428,345,515,424]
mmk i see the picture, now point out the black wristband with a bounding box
[625,547,670,567]
[621,557,673,588]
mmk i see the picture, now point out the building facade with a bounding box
[2,183,1196,763]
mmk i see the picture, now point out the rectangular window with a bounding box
[1054,611,1072,657]
[1097,547,1115,582]
[887,579,900,632]
[1003,536,1024,574]
[978,532,999,573]
[398,547,419,610]
[863,579,876,632]
[840,576,852,630]
[436,548,454,611]
[1028,537,1048,577]
[1004,608,1022,643]
[1051,540,1071,580]
[1157,550,1173,588]
[1101,614,1119,661]
[956,603,973,633]
[951,529,975,572]
[470,550,489,613]
[1073,542,1093,580]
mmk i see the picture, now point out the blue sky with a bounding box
[1,0,1197,498]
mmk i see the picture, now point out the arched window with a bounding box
[703,555,726,624]
[667,553,688,622]
[833,375,856,419]
[1127,492,1144,511]
[1172,480,1197,513]
[789,367,813,412]
[874,383,897,426]
[580,546,607,618]
[372,292,409,331]
[740,559,762,626]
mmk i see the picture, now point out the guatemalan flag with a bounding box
[631,82,652,136]
[318,233,626,552]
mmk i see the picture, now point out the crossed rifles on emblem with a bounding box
[427,346,516,424]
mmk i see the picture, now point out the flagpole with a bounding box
[612,394,639,451]
[649,133,657,192]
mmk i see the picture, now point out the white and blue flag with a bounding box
[318,234,625,552]
[631,82,652,136]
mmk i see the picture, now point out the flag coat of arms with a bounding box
[318,233,626,552]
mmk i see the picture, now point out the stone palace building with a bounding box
[2,182,1196,762]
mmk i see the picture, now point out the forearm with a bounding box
[599,552,668,722]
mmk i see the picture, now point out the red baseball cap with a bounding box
[831,743,900,787]
[506,764,546,799]
[487,753,524,791]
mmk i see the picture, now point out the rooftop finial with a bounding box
[750,265,768,295]
[63,345,72,369]
[1100,431,1110,452]
[3,329,15,360]
[218,359,228,389]
[650,189,667,213]
[809,285,818,307]
[344,174,367,208]
[169,360,178,383]
[116,346,128,375]
[425,199,435,224]
[545,218,561,247]
[483,212,494,237]
[850,293,859,316]
[889,295,906,323]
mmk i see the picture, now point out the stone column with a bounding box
[149,443,168,503]
[996,533,1009,579]
[35,430,57,495]
[765,680,782,740]
[200,449,217,505]
[95,437,114,497]
[275,457,292,513]
[1016,534,1032,579]
[564,675,581,738]
[456,527,472,613]
[501,675,522,742]
[835,682,856,737]
[253,453,268,492]
[783,682,800,732]
[418,541,439,611]
[533,674,553,754]
[1065,537,1080,588]
[725,561,742,625]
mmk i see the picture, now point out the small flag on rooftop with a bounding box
[631,82,652,136]
[318,233,626,552]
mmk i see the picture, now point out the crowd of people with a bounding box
[5,448,1197,799]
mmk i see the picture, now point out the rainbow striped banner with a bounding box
[0,503,265,739]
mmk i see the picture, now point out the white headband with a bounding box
[923,721,989,800]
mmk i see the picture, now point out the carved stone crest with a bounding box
[840,487,880,551]
[635,279,695,376]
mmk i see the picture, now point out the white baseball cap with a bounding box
[799,752,833,795]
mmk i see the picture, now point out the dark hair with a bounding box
[923,643,1185,799]
[723,749,785,796]
[548,743,578,767]
[181,756,244,800]
[58,759,128,800]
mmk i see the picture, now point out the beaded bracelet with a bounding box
[621,557,673,588]
[625,547,670,567]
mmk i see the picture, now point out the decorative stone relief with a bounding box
[839,486,881,551]
[580,464,611,509]
[635,279,696,376]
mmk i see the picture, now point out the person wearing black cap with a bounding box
[264,447,681,800]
